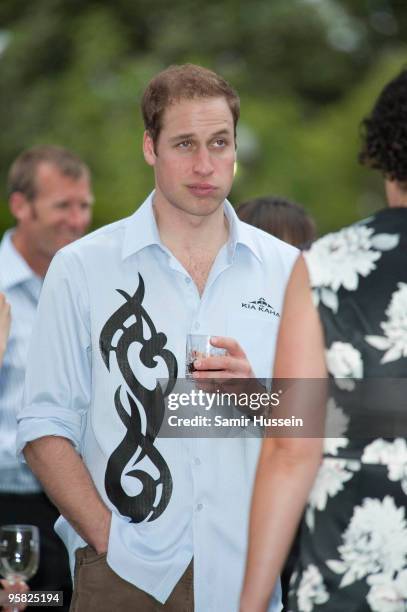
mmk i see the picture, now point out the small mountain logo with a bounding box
[241,297,280,317]
[250,297,273,308]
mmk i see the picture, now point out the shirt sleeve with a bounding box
[16,248,91,457]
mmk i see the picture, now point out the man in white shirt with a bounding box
[0,145,93,610]
[18,65,297,611]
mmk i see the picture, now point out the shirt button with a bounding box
[194,457,201,466]
[185,277,191,284]
[196,503,203,511]
[194,322,200,330]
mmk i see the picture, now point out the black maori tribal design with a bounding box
[99,274,177,523]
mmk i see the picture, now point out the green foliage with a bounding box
[1,1,407,236]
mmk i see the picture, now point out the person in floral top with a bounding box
[240,68,407,612]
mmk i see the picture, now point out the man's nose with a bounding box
[192,148,214,176]
[67,206,90,233]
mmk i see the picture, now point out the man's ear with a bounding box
[9,192,33,223]
[143,131,157,167]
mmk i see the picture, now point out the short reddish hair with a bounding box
[141,64,240,145]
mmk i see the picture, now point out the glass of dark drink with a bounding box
[185,334,226,377]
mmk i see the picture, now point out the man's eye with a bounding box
[177,140,192,149]
[213,139,226,147]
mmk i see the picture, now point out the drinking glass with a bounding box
[0,525,39,612]
[185,334,227,377]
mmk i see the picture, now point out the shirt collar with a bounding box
[0,229,39,290]
[122,192,162,260]
[224,200,263,263]
[122,191,263,263]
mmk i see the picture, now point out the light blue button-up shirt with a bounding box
[17,194,297,611]
[0,230,42,493]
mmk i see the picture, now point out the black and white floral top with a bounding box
[287,208,407,612]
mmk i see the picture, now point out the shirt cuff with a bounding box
[16,405,82,460]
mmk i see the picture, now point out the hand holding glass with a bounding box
[185,334,227,377]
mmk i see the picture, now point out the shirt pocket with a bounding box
[226,313,280,379]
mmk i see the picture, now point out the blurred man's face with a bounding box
[24,162,93,257]
[143,96,236,218]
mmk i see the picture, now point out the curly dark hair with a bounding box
[359,68,407,183]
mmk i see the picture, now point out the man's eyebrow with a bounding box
[53,196,94,206]
[169,133,194,143]
[169,128,232,144]
[210,129,232,138]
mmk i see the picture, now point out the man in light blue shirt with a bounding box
[18,65,297,611]
[0,145,93,609]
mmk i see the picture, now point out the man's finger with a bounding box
[210,336,246,357]
[194,354,237,372]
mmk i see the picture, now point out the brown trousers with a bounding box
[69,546,194,612]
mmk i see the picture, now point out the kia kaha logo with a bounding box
[241,297,280,317]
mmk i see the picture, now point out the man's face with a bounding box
[143,96,236,218]
[22,162,93,257]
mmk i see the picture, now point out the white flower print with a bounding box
[327,496,407,587]
[323,398,349,454]
[305,226,399,312]
[306,457,359,530]
[366,571,407,612]
[366,282,407,363]
[296,564,329,612]
[362,439,407,494]
[325,342,363,391]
